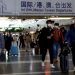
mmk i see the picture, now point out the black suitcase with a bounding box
[0,51,6,61]
[59,43,70,73]
[60,54,69,73]
[35,45,39,55]
[30,42,35,48]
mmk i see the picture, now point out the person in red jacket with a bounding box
[52,23,64,63]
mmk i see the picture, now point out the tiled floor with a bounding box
[0,49,75,75]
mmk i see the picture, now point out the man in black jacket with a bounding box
[39,20,55,68]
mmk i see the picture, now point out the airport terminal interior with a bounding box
[0,49,74,75]
[0,16,75,75]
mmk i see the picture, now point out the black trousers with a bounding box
[19,41,25,48]
[40,47,54,64]
[71,44,75,66]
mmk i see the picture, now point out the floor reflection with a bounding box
[0,50,74,75]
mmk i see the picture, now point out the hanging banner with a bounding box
[0,0,75,16]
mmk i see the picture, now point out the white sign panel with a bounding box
[17,0,74,16]
[0,0,75,16]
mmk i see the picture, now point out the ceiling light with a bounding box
[0,17,9,20]
[48,17,73,20]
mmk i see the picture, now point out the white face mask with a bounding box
[48,24,52,26]
[54,26,59,29]
[48,24,54,28]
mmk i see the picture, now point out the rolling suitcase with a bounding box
[60,54,69,73]
[35,45,39,55]
[59,43,70,73]
[0,50,6,61]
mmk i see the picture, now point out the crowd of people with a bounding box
[37,20,75,72]
[0,31,32,56]
[0,19,75,72]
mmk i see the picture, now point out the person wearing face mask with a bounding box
[52,23,64,63]
[38,20,55,68]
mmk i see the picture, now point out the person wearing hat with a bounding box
[39,20,55,68]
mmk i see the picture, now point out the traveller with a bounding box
[66,23,75,72]
[5,32,13,56]
[39,20,55,68]
[52,23,64,62]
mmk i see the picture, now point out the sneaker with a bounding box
[50,64,55,68]
[42,62,45,66]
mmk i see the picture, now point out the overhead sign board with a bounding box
[0,0,75,16]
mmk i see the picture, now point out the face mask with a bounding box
[48,24,52,26]
[48,24,54,29]
[54,26,59,29]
